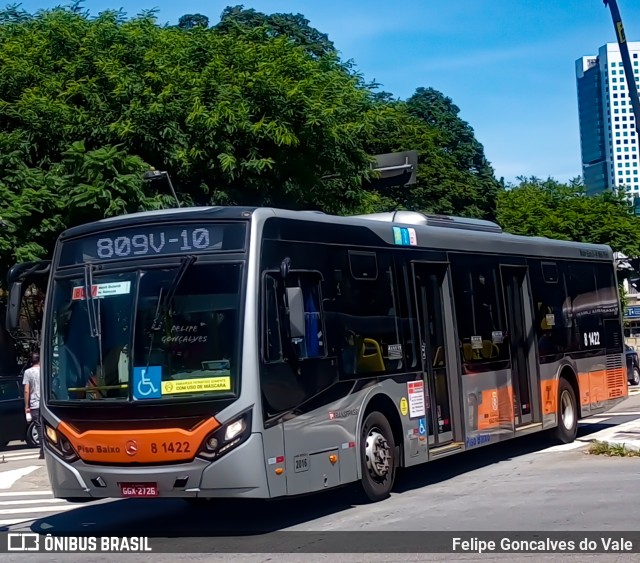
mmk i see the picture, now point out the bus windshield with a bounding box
[48,262,243,402]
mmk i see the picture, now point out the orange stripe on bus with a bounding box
[476,386,514,429]
[57,417,220,464]
[477,367,628,428]
[578,368,627,405]
[541,379,558,415]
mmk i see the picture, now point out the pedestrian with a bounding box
[23,352,43,459]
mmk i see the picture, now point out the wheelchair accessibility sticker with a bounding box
[133,366,162,400]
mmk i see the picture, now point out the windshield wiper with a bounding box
[84,263,100,338]
[151,255,196,331]
[144,254,196,376]
[84,262,104,392]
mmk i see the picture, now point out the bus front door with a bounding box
[412,262,454,447]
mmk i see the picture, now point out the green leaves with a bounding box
[496,177,640,257]
[0,5,506,282]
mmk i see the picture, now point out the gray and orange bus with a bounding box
[8,206,627,503]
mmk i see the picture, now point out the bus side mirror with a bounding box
[286,287,306,340]
[6,281,23,332]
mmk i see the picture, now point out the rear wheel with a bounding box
[632,367,640,386]
[359,411,396,502]
[552,378,578,444]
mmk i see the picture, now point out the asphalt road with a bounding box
[2,393,640,562]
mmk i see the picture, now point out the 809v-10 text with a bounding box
[96,228,211,259]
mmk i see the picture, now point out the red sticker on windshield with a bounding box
[72,282,131,300]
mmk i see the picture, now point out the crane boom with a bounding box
[604,0,640,136]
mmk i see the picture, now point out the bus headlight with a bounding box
[198,408,252,462]
[44,423,78,463]
[224,419,245,441]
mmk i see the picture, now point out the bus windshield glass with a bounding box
[48,262,243,402]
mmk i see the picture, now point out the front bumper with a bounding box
[45,433,272,500]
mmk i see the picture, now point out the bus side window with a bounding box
[263,272,325,364]
[287,274,325,360]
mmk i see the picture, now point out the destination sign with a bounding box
[59,222,246,265]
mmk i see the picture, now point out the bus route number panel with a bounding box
[59,223,246,264]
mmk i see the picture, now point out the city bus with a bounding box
[9,206,627,503]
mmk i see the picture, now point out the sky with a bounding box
[9,0,640,185]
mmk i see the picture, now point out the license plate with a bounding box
[119,483,159,497]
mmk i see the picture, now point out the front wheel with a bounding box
[552,378,578,444]
[632,367,640,386]
[359,411,396,502]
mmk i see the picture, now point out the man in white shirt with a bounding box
[23,352,43,459]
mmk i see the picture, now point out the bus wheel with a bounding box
[553,378,578,444]
[359,411,396,502]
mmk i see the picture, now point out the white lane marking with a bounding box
[0,504,77,515]
[0,498,67,506]
[0,466,40,489]
[0,450,39,458]
[0,491,53,497]
[0,518,34,525]
[0,454,41,462]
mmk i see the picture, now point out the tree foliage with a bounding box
[496,176,640,257]
[361,88,502,219]
[214,4,335,58]
[178,14,209,29]
[0,4,503,279]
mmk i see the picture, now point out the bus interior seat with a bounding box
[357,337,385,373]
[539,305,553,330]
[481,340,499,359]
[462,341,499,361]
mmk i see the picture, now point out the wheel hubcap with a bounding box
[561,390,574,430]
[365,429,391,478]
